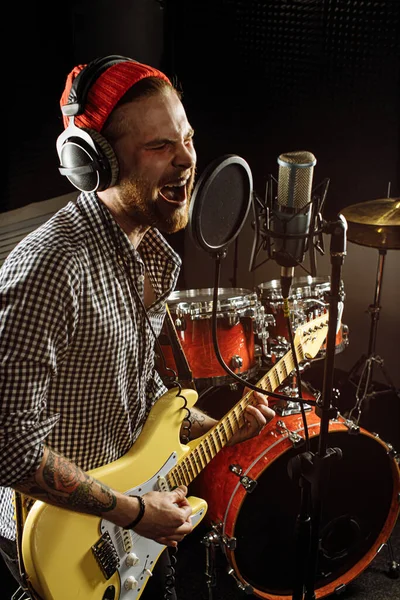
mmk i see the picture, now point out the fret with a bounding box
[175,462,190,487]
[202,436,214,461]
[224,414,235,438]
[208,432,218,455]
[195,445,207,470]
[216,422,228,446]
[180,457,195,481]
[282,357,288,378]
[167,469,179,488]
[194,448,205,472]
[230,407,241,430]
[185,449,200,477]
[270,367,280,389]
[211,428,223,452]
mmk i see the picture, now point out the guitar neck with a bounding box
[167,341,305,488]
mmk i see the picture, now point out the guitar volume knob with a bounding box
[125,575,139,590]
[126,552,140,567]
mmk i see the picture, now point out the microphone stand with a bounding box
[289,214,347,600]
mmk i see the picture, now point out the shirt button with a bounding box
[138,274,145,283]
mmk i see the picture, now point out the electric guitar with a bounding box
[21,313,329,600]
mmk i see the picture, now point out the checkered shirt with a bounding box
[0,192,181,540]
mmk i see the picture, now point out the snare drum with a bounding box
[193,403,400,599]
[257,276,348,362]
[157,288,261,388]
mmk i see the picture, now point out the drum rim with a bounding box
[258,275,332,293]
[167,287,259,315]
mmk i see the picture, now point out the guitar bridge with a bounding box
[92,531,120,579]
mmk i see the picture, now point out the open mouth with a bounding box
[159,181,188,205]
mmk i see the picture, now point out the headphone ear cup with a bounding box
[57,125,119,192]
[87,129,119,189]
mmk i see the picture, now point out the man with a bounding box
[0,55,274,599]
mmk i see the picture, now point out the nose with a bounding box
[173,140,196,170]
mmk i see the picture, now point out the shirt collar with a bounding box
[76,192,182,294]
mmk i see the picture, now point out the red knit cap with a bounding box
[60,59,172,132]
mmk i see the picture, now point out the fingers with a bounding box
[244,402,275,435]
[172,484,188,504]
[155,504,193,546]
[157,518,193,546]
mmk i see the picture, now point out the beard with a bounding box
[117,170,196,234]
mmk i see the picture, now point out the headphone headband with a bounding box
[63,55,135,117]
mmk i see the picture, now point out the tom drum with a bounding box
[157,288,263,389]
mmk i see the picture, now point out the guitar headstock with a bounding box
[294,312,330,360]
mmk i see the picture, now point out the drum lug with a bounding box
[384,442,397,458]
[334,583,347,595]
[342,418,361,434]
[174,316,186,331]
[230,355,243,370]
[202,522,237,551]
[226,567,254,595]
[229,464,258,493]
[227,314,240,327]
[372,438,397,459]
[276,420,305,446]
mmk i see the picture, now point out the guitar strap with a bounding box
[164,304,197,391]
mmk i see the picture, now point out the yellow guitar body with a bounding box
[21,387,207,600]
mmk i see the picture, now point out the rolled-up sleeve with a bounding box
[0,243,80,486]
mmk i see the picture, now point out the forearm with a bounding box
[14,446,137,527]
[184,408,217,440]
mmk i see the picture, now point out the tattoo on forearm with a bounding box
[17,449,117,515]
[189,410,206,428]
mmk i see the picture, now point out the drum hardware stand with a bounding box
[348,247,400,425]
[274,371,316,416]
[288,216,347,600]
[378,540,400,579]
[340,194,400,424]
[201,528,220,599]
[201,524,255,598]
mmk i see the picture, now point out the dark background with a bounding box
[4,0,400,221]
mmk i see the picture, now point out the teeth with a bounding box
[163,179,188,188]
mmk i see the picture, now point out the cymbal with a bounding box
[341,198,400,249]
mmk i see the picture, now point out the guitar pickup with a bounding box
[92,531,120,579]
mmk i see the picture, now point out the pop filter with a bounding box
[189,154,253,255]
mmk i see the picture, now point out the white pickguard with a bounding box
[100,452,205,600]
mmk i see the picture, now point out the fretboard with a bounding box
[167,341,305,489]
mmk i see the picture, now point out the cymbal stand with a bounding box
[349,248,400,425]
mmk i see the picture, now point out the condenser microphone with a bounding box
[271,150,317,298]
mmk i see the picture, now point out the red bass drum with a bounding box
[193,405,400,599]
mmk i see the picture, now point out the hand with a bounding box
[228,388,275,446]
[132,485,193,547]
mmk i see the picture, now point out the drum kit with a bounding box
[158,276,348,392]
[158,197,400,599]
